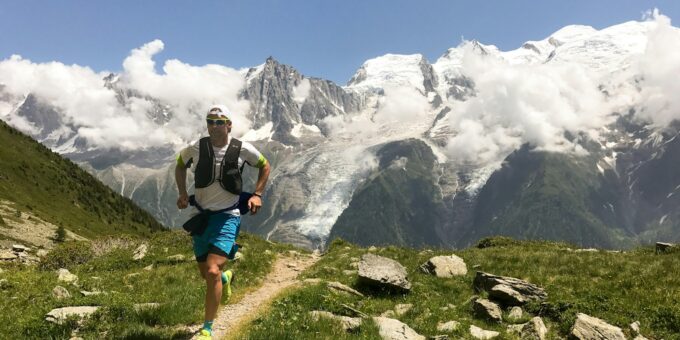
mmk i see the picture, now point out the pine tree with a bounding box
[55,225,66,243]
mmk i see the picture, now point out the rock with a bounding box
[45,306,100,325]
[472,298,502,323]
[309,311,362,332]
[473,272,547,304]
[571,313,625,340]
[368,246,378,252]
[380,310,396,318]
[234,251,244,261]
[437,321,460,332]
[507,324,526,334]
[358,254,411,292]
[327,281,364,297]
[12,244,29,252]
[508,306,523,320]
[132,244,148,261]
[372,317,425,340]
[57,269,78,284]
[394,304,413,316]
[286,263,298,269]
[37,249,49,257]
[303,278,323,284]
[630,321,640,335]
[80,290,102,296]
[490,284,526,306]
[167,254,186,262]
[143,264,154,271]
[575,248,598,252]
[343,270,357,275]
[0,250,17,260]
[521,317,547,340]
[655,242,675,253]
[288,250,301,256]
[52,286,71,299]
[420,255,467,277]
[469,325,499,339]
[349,262,359,269]
[133,303,161,312]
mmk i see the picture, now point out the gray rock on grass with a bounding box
[469,325,499,339]
[473,272,547,305]
[358,254,411,292]
[571,313,625,340]
[436,320,460,332]
[45,306,100,325]
[309,311,362,332]
[508,306,523,320]
[133,244,148,260]
[420,255,467,277]
[372,317,425,340]
[521,317,547,340]
[57,268,78,284]
[52,286,71,299]
[472,298,502,323]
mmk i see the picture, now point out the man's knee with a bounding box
[206,265,221,281]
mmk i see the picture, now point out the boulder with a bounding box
[420,255,467,278]
[571,313,625,340]
[372,317,425,340]
[309,311,362,332]
[57,269,78,284]
[45,306,100,325]
[358,254,411,292]
[133,303,161,312]
[166,254,186,262]
[472,298,502,323]
[473,272,547,304]
[12,244,29,252]
[0,250,17,260]
[132,244,148,261]
[507,324,526,334]
[508,306,523,320]
[327,281,364,297]
[490,284,526,306]
[629,321,640,335]
[143,264,154,271]
[520,317,547,340]
[52,286,71,300]
[655,242,675,254]
[80,290,103,296]
[436,321,460,332]
[469,325,499,339]
[394,304,413,316]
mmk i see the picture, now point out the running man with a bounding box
[175,105,270,340]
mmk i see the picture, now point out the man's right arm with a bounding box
[175,156,189,209]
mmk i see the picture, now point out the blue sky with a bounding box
[1,1,679,85]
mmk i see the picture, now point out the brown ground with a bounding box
[190,251,320,339]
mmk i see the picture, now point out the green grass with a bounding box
[237,237,680,340]
[0,231,296,339]
[0,119,165,239]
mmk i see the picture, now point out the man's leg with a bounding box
[204,252,228,322]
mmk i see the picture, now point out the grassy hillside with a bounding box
[0,231,295,338]
[0,119,164,240]
[239,237,680,339]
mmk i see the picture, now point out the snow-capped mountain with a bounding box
[2,16,680,249]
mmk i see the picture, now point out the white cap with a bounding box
[207,104,232,120]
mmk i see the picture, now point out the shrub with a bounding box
[38,241,93,270]
[475,235,519,248]
[54,225,66,243]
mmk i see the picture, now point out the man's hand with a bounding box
[177,192,189,209]
[248,195,262,215]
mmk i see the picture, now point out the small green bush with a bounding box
[475,235,519,248]
[38,241,94,270]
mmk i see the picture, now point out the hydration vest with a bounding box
[194,137,243,195]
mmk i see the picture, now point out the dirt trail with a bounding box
[191,252,320,339]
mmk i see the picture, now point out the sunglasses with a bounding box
[206,119,229,126]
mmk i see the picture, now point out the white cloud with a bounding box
[634,10,680,127]
[445,42,612,166]
[292,78,311,105]
[0,40,251,150]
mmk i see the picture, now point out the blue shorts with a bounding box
[192,212,240,262]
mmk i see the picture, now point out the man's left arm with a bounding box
[248,160,270,214]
